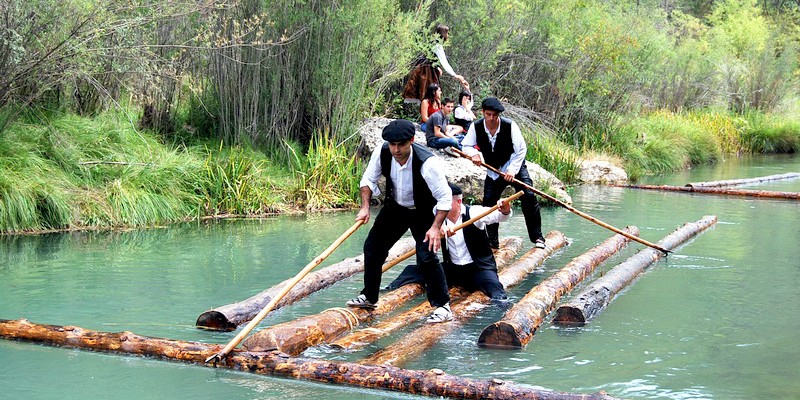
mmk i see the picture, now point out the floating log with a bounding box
[361,231,569,367]
[686,172,800,188]
[329,238,524,351]
[477,227,639,350]
[0,318,618,400]
[196,238,416,331]
[624,184,800,200]
[554,216,717,326]
[241,238,521,355]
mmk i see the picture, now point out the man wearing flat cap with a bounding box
[347,119,454,323]
[461,97,546,250]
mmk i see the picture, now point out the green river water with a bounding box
[1,155,799,399]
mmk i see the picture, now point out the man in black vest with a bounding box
[461,97,545,249]
[385,182,511,302]
[347,119,454,323]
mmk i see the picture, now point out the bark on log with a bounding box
[0,318,619,400]
[242,239,522,355]
[624,184,800,200]
[478,227,639,350]
[686,173,800,188]
[554,216,717,326]
[329,237,524,351]
[361,231,569,367]
[196,238,416,331]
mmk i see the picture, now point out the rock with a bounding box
[358,118,572,205]
[578,159,628,184]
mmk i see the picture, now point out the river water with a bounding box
[1,155,798,399]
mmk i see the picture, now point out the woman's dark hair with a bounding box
[424,83,440,101]
[434,24,449,41]
[458,90,472,105]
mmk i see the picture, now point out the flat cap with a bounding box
[481,97,505,112]
[448,182,462,196]
[382,119,416,142]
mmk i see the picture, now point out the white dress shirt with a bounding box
[360,144,452,211]
[460,118,527,180]
[442,205,511,266]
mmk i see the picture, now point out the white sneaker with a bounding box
[426,303,453,323]
[346,294,376,310]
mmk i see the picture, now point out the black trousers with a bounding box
[482,164,543,246]
[386,262,506,300]
[362,203,449,307]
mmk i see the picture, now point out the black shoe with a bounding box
[534,238,546,249]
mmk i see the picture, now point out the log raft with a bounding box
[361,231,569,367]
[686,172,800,188]
[624,183,800,200]
[241,238,523,355]
[0,318,618,400]
[196,238,416,331]
[329,238,524,351]
[554,215,717,326]
[478,227,639,350]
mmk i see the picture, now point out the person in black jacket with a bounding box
[460,97,546,250]
[385,182,511,302]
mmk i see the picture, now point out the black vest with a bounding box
[380,142,436,214]
[442,206,497,270]
[474,118,515,170]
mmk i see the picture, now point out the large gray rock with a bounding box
[578,159,628,184]
[358,118,571,205]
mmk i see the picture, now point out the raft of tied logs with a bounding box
[359,231,569,367]
[477,227,639,350]
[196,238,416,331]
[553,215,718,326]
[241,237,524,355]
[685,172,800,188]
[0,319,618,400]
[624,184,800,200]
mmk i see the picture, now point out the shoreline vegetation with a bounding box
[2,0,799,234]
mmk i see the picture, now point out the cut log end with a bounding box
[477,322,522,350]
[553,306,586,326]
[195,311,237,332]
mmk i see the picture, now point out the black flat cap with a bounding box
[481,97,505,112]
[382,119,416,142]
[448,182,462,196]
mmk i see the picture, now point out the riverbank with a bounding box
[1,108,798,234]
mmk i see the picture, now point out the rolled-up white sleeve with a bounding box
[461,123,480,158]
[470,205,512,230]
[505,121,527,176]
[359,144,384,196]
[420,157,452,211]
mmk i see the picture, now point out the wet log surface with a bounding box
[686,173,800,188]
[478,227,639,350]
[196,238,415,331]
[554,216,717,326]
[242,238,522,355]
[0,318,618,400]
[624,184,800,200]
[329,237,523,351]
[361,231,569,367]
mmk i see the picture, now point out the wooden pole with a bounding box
[686,172,800,188]
[450,148,671,254]
[205,220,364,363]
[0,319,618,400]
[624,183,800,200]
[554,216,717,326]
[241,192,526,354]
[197,238,416,331]
[477,227,639,350]
[361,231,569,367]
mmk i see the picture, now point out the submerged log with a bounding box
[686,173,800,188]
[624,184,800,200]
[554,216,717,326]
[0,318,618,400]
[478,227,638,350]
[329,237,524,351]
[196,238,416,331]
[362,231,569,367]
[242,238,521,355]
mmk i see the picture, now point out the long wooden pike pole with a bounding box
[205,220,365,363]
[450,148,670,255]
